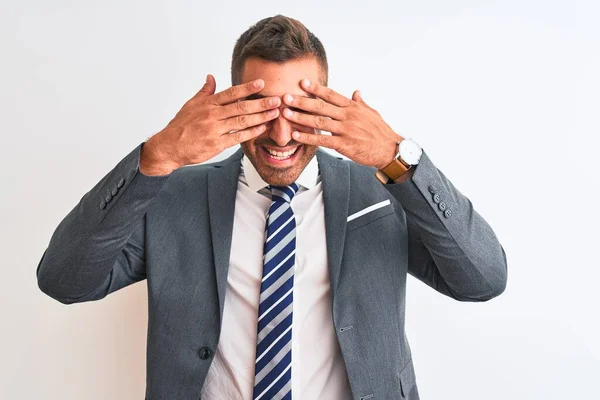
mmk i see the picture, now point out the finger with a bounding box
[192,74,216,99]
[292,130,340,150]
[221,124,268,148]
[204,74,217,95]
[220,108,280,133]
[300,79,352,108]
[183,75,216,108]
[212,79,265,106]
[352,89,375,111]
[282,94,345,120]
[281,107,343,133]
[352,90,364,103]
[218,96,281,120]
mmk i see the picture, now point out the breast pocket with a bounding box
[346,199,395,232]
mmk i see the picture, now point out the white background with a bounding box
[1,0,597,398]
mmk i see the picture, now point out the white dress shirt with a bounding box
[200,154,353,399]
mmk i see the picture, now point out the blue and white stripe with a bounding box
[253,183,299,400]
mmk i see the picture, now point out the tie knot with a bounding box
[268,183,299,203]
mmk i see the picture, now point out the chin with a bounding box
[252,163,299,187]
[242,143,317,187]
[264,175,299,187]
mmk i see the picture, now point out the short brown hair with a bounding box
[231,15,328,86]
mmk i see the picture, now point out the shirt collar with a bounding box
[241,153,320,192]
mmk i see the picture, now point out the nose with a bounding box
[269,112,294,147]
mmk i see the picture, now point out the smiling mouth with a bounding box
[261,145,301,161]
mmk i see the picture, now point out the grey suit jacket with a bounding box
[36,143,507,400]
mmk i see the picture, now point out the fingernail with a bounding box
[269,97,279,106]
[302,79,311,88]
[284,94,294,104]
[293,131,300,138]
[206,74,210,83]
[253,79,263,88]
[283,108,293,117]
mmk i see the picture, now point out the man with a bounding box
[36,15,507,400]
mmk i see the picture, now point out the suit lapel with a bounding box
[207,149,243,326]
[316,149,350,299]
[207,148,350,322]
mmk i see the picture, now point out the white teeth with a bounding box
[265,147,298,160]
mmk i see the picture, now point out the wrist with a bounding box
[139,136,180,176]
[375,136,421,184]
[375,140,401,170]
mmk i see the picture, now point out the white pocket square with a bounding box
[347,199,391,222]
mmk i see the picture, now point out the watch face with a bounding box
[399,139,423,165]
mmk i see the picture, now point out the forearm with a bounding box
[36,143,169,301]
[385,151,507,301]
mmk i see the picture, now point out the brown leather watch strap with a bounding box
[376,157,411,184]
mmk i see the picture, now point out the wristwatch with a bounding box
[375,138,423,184]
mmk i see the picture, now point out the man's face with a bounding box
[239,57,324,186]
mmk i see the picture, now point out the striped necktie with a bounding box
[253,183,299,400]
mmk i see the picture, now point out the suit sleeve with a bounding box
[384,150,508,302]
[36,142,170,305]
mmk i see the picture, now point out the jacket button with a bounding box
[444,209,452,218]
[111,185,119,196]
[438,201,447,211]
[117,177,125,188]
[432,193,440,204]
[428,185,436,194]
[199,347,213,360]
[105,193,112,203]
[100,200,106,210]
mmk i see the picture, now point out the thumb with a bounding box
[353,89,376,111]
[198,74,216,97]
[352,89,364,103]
